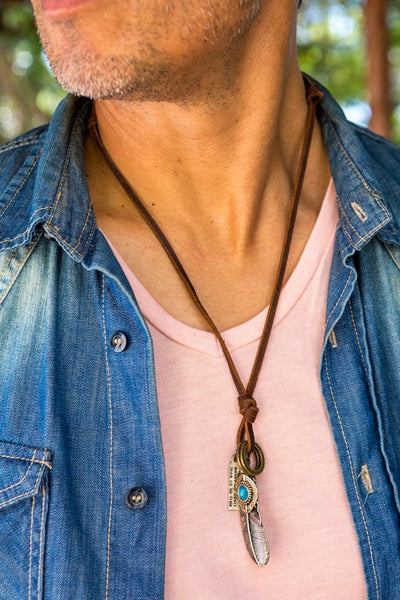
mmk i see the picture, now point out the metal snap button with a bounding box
[111,331,128,352]
[127,487,148,510]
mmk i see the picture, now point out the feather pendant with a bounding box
[240,503,270,567]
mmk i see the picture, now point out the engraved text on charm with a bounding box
[228,456,240,511]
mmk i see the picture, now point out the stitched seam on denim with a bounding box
[144,348,158,594]
[326,271,352,324]
[340,240,353,258]
[0,454,51,469]
[101,274,114,600]
[349,302,377,503]
[0,460,43,508]
[349,300,371,386]
[0,450,37,494]
[328,121,391,244]
[28,495,36,600]
[329,121,390,211]
[381,221,397,238]
[47,103,93,256]
[337,194,390,244]
[0,135,43,153]
[0,208,51,246]
[46,212,95,256]
[324,354,380,598]
[48,109,81,225]
[71,200,94,253]
[0,150,42,220]
[37,482,46,600]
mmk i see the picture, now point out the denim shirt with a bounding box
[1,81,400,599]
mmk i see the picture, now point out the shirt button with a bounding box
[111,331,128,352]
[127,487,148,510]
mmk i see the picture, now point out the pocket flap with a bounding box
[0,440,52,509]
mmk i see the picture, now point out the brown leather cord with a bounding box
[88,75,323,459]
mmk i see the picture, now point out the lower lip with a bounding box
[42,0,95,13]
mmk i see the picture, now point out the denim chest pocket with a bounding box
[0,441,52,600]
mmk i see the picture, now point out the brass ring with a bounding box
[236,441,265,477]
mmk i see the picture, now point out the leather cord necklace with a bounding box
[88,75,323,566]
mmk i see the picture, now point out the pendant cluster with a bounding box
[228,445,270,567]
[89,77,322,571]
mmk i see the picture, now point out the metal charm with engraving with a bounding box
[236,441,265,477]
[228,456,240,511]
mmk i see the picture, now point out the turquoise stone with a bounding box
[238,485,249,502]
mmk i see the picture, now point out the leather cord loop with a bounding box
[237,393,258,452]
[237,419,255,453]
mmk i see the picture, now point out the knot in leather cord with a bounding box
[304,77,324,104]
[238,393,259,424]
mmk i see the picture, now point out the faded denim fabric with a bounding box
[1,80,400,599]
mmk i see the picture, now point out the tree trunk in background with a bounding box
[364,0,393,139]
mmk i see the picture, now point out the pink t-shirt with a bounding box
[107,180,367,599]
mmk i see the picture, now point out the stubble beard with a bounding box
[34,0,262,104]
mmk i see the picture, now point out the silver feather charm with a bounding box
[240,503,270,567]
[229,457,270,566]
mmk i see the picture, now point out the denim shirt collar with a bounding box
[36,96,95,261]
[317,82,400,250]
[0,95,94,261]
[1,80,400,260]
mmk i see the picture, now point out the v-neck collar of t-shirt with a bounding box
[105,179,338,357]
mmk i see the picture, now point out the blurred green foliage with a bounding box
[0,0,65,142]
[298,1,366,100]
[301,0,400,141]
[0,0,399,142]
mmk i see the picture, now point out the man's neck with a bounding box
[84,9,331,330]
[88,13,329,255]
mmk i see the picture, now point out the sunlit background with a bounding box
[1,0,399,143]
